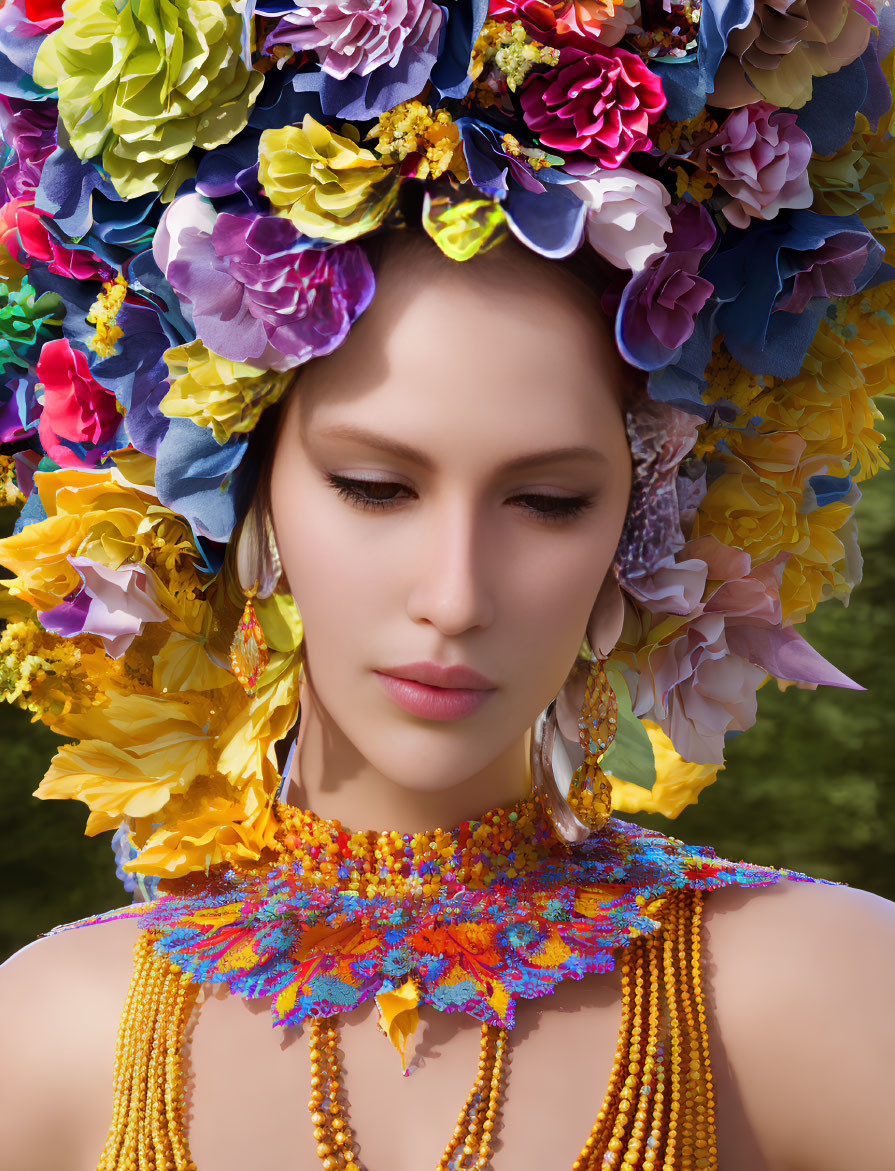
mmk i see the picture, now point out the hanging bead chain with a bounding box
[307,1017,508,1171]
[570,887,718,1171]
[97,932,199,1171]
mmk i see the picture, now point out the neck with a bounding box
[279,678,532,834]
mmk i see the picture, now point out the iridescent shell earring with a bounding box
[230,501,283,696]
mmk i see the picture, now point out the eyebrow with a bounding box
[314,423,608,473]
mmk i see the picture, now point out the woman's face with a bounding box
[269,237,632,794]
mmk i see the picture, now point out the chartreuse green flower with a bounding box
[161,341,293,445]
[421,194,507,262]
[33,0,264,200]
[258,114,399,242]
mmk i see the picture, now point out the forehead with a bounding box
[292,239,625,452]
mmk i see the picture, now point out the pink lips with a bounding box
[373,661,497,721]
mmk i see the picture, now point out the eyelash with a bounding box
[326,474,594,524]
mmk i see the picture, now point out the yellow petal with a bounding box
[375,978,421,1071]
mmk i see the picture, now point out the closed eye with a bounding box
[326,474,595,524]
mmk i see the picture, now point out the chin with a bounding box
[361,723,510,793]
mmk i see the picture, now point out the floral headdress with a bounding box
[0,0,892,880]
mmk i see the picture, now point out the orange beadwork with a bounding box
[229,590,268,696]
[273,796,551,898]
[97,891,717,1171]
[566,658,618,832]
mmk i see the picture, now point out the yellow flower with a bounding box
[470,19,558,91]
[161,341,294,444]
[778,497,857,622]
[259,115,398,242]
[609,722,722,818]
[421,194,507,262]
[0,467,201,614]
[125,774,280,877]
[694,459,807,563]
[85,273,128,358]
[36,689,215,819]
[370,100,464,181]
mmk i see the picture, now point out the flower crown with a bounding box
[0,0,892,879]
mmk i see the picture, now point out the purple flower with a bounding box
[613,203,716,371]
[695,102,813,229]
[0,97,56,201]
[616,400,706,617]
[263,0,443,81]
[40,557,167,658]
[705,209,884,376]
[154,194,375,370]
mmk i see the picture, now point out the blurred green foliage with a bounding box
[1,403,893,962]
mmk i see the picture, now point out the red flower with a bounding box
[520,45,666,171]
[14,203,114,281]
[36,338,121,467]
[22,0,64,30]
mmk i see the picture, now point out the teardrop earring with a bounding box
[230,501,283,697]
[530,656,618,846]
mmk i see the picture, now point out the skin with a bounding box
[1,236,894,1170]
[270,233,632,832]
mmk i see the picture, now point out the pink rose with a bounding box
[520,45,665,171]
[264,0,443,80]
[36,338,121,467]
[695,102,813,229]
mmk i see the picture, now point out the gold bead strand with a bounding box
[671,892,699,1168]
[661,892,684,1171]
[635,936,663,1171]
[602,938,648,1168]
[572,942,639,1171]
[439,1023,497,1171]
[467,1027,508,1171]
[687,893,718,1171]
[621,934,662,1171]
[161,964,200,1171]
[97,932,155,1170]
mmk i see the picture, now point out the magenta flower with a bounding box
[0,98,56,202]
[154,194,375,370]
[696,102,813,229]
[614,202,716,370]
[35,338,121,467]
[520,45,665,172]
[263,0,443,80]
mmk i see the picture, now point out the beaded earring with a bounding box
[530,656,618,846]
[230,501,282,697]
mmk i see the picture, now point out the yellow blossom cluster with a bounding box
[0,464,303,876]
[370,100,465,181]
[470,19,559,92]
[85,272,128,358]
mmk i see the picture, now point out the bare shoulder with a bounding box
[702,878,895,1171]
[0,915,143,1171]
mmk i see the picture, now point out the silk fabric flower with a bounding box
[520,45,666,170]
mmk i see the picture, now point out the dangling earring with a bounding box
[230,500,282,697]
[566,656,617,831]
[530,657,618,846]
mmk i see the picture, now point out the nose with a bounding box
[405,493,496,637]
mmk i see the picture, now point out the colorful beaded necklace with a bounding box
[58,796,823,1171]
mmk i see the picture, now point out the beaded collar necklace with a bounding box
[272,795,552,899]
[63,794,823,1171]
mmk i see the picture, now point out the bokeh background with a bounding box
[2,400,893,963]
